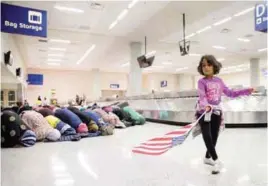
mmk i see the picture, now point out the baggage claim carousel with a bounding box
[98,90,267,128]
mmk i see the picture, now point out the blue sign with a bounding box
[1,3,47,37]
[27,74,43,85]
[110,84,119,89]
[255,3,268,33]
[161,80,167,87]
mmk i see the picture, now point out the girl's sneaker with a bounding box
[203,157,215,166]
[212,159,222,174]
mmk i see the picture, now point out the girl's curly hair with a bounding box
[197,55,222,75]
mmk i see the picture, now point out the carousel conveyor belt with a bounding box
[96,94,267,128]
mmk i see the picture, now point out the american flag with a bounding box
[132,112,206,156]
[132,123,196,156]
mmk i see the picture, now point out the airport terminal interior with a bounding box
[1,1,267,186]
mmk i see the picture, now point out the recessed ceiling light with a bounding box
[237,38,250,42]
[48,59,62,62]
[189,53,201,56]
[117,9,128,21]
[49,47,66,51]
[233,7,254,17]
[54,5,84,13]
[185,33,196,39]
[128,0,139,9]
[176,67,189,71]
[76,44,96,64]
[217,58,225,62]
[196,26,212,34]
[213,17,232,26]
[152,65,164,68]
[258,48,267,52]
[121,62,129,67]
[162,62,172,65]
[109,20,118,30]
[48,54,64,57]
[220,28,231,33]
[50,39,71,44]
[47,63,61,66]
[212,45,226,50]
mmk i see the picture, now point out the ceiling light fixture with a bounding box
[54,5,84,13]
[237,38,250,42]
[196,26,212,34]
[152,65,164,68]
[76,44,96,65]
[109,20,118,30]
[162,62,172,65]
[47,63,61,66]
[47,59,62,62]
[176,67,189,71]
[233,7,254,17]
[185,33,196,39]
[50,39,71,44]
[128,0,139,9]
[121,62,129,67]
[117,9,128,21]
[212,45,226,50]
[49,47,66,51]
[217,58,225,62]
[258,48,267,52]
[48,54,64,57]
[213,17,232,26]
[189,53,201,56]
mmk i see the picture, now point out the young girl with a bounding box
[196,55,254,174]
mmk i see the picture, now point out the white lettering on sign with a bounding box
[4,20,43,32]
[256,4,268,25]
[19,23,42,31]
[5,20,18,29]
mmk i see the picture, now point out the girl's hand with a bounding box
[249,88,256,94]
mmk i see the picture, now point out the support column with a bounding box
[127,42,142,96]
[91,68,101,101]
[250,58,260,87]
[17,83,23,103]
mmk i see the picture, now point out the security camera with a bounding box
[137,51,156,68]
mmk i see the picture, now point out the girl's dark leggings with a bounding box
[198,113,222,161]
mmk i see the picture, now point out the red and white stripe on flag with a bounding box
[132,123,196,156]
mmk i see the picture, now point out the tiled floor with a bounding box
[1,123,267,186]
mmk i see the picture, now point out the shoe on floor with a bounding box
[212,159,222,174]
[204,157,215,166]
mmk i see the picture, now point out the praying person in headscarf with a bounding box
[1,110,37,147]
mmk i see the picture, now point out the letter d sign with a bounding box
[256,4,265,24]
[255,3,268,33]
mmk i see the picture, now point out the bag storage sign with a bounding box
[1,3,47,37]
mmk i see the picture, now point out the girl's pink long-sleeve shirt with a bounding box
[197,76,251,111]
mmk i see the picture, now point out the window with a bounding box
[8,90,16,106]
[1,90,3,106]
[8,91,15,101]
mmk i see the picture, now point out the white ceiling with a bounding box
[8,1,268,75]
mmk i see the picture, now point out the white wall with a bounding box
[1,33,27,101]
[142,73,179,93]
[1,33,27,82]
[1,83,18,90]
[177,74,195,91]
[25,69,128,104]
